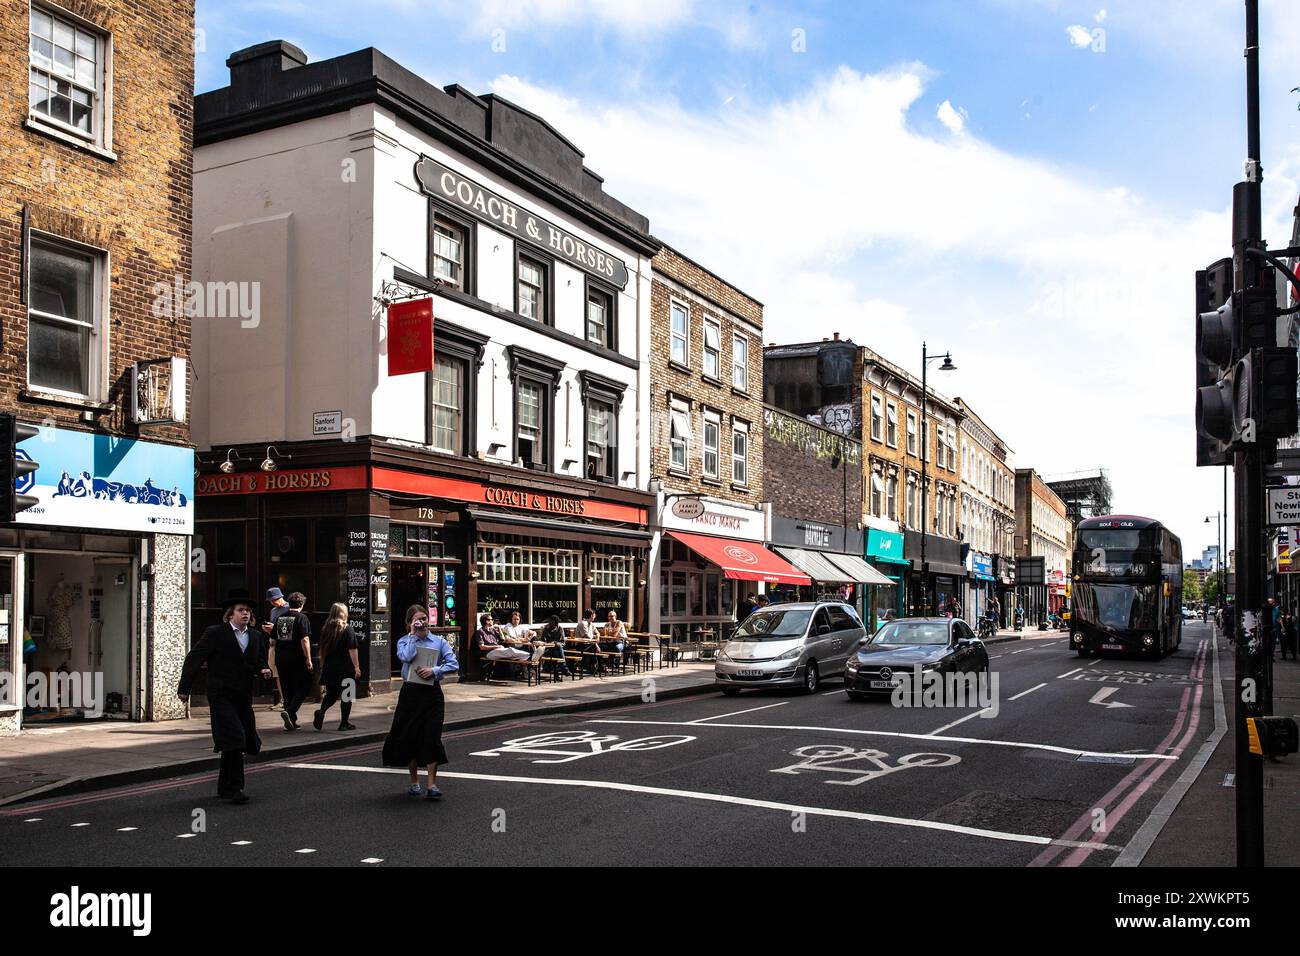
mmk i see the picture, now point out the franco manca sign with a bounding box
[415,156,629,289]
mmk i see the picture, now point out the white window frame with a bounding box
[870,394,883,442]
[28,4,112,152]
[885,400,898,448]
[702,411,721,479]
[703,319,721,379]
[732,332,748,391]
[432,216,466,289]
[670,300,690,367]
[886,472,897,520]
[906,411,917,456]
[517,254,547,323]
[669,401,691,472]
[732,420,749,486]
[586,286,610,345]
[26,230,108,401]
[870,470,883,516]
[430,353,464,455]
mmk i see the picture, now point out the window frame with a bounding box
[26,229,108,401]
[579,371,626,485]
[732,418,749,486]
[670,298,690,368]
[703,318,721,381]
[584,277,618,350]
[428,203,476,295]
[702,409,721,480]
[514,248,552,326]
[669,399,691,473]
[425,319,486,457]
[507,345,563,472]
[731,331,749,392]
[28,4,112,151]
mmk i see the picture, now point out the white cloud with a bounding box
[936,99,967,135]
[1065,24,1093,48]
[1095,8,1107,23]
[460,0,695,34]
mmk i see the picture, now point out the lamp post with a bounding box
[919,341,956,615]
[1205,512,1225,609]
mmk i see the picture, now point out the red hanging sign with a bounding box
[387,298,434,376]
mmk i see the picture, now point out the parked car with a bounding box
[715,601,866,695]
[844,617,990,701]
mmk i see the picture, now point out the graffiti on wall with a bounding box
[764,408,862,465]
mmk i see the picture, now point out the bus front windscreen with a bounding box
[1073,582,1159,633]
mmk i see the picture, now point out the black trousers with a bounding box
[218,750,245,796]
[280,665,311,720]
[318,683,352,724]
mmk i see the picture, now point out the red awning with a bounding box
[667,531,812,586]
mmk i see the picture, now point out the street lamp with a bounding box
[920,341,956,616]
[1205,511,1225,609]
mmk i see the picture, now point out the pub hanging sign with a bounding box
[414,156,629,289]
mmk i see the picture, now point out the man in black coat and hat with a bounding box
[178,591,272,804]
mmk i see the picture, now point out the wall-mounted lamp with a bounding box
[469,570,480,579]
[637,578,647,587]
[260,446,292,472]
[219,449,247,474]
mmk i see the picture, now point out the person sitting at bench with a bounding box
[538,616,572,677]
[601,610,630,667]
[574,609,604,675]
[476,613,530,678]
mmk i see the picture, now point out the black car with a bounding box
[844,617,990,701]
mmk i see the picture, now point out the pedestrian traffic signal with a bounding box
[1232,347,1299,442]
[0,414,40,523]
[1195,259,1233,465]
[1247,715,1298,757]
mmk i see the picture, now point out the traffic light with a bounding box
[1247,716,1298,757]
[0,414,40,522]
[1195,259,1232,465]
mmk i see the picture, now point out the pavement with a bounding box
[1140,622,1300,867]
[0,628,1238,867]
[0,662,717,806]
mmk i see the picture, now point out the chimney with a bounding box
[227,40,308,101]
[833,332,840,341]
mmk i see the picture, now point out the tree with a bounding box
[1204,575,1221,605]
[1182,570,1203,604]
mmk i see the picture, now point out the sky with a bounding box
[194,0,1300,562]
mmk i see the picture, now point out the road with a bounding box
[0,623,1219,866]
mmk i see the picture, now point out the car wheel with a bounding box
[803,661,820,694]
[720,686,741,696]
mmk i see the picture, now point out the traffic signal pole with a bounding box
[1233,0,1265,868]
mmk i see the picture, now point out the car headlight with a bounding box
[716,650,732,663]
[845,659,859,671]
[921,661,941,671]
[776,647,801,661]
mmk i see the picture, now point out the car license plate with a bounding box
[738,669,763,677]
[870,680,900,689]
[1102,643,1124,651]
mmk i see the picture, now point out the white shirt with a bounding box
[231,622,250,653]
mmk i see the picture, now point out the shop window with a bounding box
[671,571,687,615]
[194,521,247,609]
[268,519,310,564]
[28,234,105,399]
[705,573,720,617]
[394,524,445,559]
[313,518,348,564]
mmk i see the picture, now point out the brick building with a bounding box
[649,245,800,642]
[955,397,1016,627]
[1,0,195,734]
[1015,468,1070,625]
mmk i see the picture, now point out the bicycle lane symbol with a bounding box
[771,745,961,786]
[470,731,696,764]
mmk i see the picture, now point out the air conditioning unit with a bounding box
[131,357,187,424]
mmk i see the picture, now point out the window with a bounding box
[29,7,106,146]
[431,354,464,454]
[671,301,689,366]
[586,284,614,347]
[586,398,616,481]
[906,479,918,527]
[432,215,467,289]
[515,380,545,467]
[28,234,103,397]
[669,403,691,472]
[922,421,930,463]
[732,333,748,391]
[703,413,720,479]
[703,321,721,379]
[732,421,748,485]
[516,254,548,323]
[949,430,958,473]
[870,471,883,516]
[907,411,917,456]
[886,473,898,520]
[870,395,883,442]
[936,426,946,469]
[886,401,898,447]
[478,545,581,584]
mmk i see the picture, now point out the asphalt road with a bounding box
[0,624,1220,866]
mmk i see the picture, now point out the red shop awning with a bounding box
[667,531,812,586]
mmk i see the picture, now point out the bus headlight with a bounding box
[1143,635,1155,647]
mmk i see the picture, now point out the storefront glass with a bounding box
[476,543,583,624]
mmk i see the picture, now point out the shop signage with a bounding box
[414,156,629,289]
[373,467,647,524]
[865,528,907,564]
[387,297,434,376]
[14,426,194,535]
[802,523,833,548]
[971,552,995,581]
[660,496,766,542]
[196,466,368,497]
[671,498,706,520]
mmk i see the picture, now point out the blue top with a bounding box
[396,633,460,683]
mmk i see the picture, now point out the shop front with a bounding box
[962,548,997,626]
[994,555,1016,627]
[769,516,887,621]
[903,530,965,617]
[1,425,192,735]
[195,442,652,689]
[864,528,908,630]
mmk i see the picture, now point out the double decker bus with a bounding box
[1069,515,1182,659]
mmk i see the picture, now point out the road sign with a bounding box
[1267,486,1300,526]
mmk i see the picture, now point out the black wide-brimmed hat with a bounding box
[222,588,257,612]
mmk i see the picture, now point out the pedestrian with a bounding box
[261,586,290,707]
[178,590,272,804]
[1015,604,1025,631]
[314,602,360,731]
[737,592,757,623]
[271,591,313,731]
[1222,604,1236,645]
[382,605,458,800]
[1281,611,1298,662]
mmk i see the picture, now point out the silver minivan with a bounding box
[714,601,867,695]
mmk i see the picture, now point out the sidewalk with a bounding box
[1139,627,1300,866]
[0,664,716,807]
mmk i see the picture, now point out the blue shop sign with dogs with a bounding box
[14,425,193,534]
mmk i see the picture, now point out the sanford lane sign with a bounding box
[414,156,629,289]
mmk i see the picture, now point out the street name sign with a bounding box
[1267,486,1300,526]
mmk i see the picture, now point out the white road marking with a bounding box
[176,833,197,839]
[689,701,789,723]
[361,857,384,864]
[588,718,1177,761]
[929,709,992,735]
[295,848,317,854]
[1009,683,1047,702]
[1057,668,1083,679]
[1089,687,1133,709]
[70,822,89,828]
[22,818,41,823]
[231,840,252,846]
[284,762,1120,853]
[821,689,843,696]
[116,827,138,832]
[989,655,1002,660]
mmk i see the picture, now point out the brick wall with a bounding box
[649,245,763,503]
[0,0,194,447]
[763,405,862,528]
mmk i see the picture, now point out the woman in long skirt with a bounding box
[382,605,459,800]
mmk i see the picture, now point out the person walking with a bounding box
[178,591,272,804]
[261,587,290,707]
[271,591,313,731]
[314,603,360,731]
[383,605,458,800]
[1281,612,1298,662]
